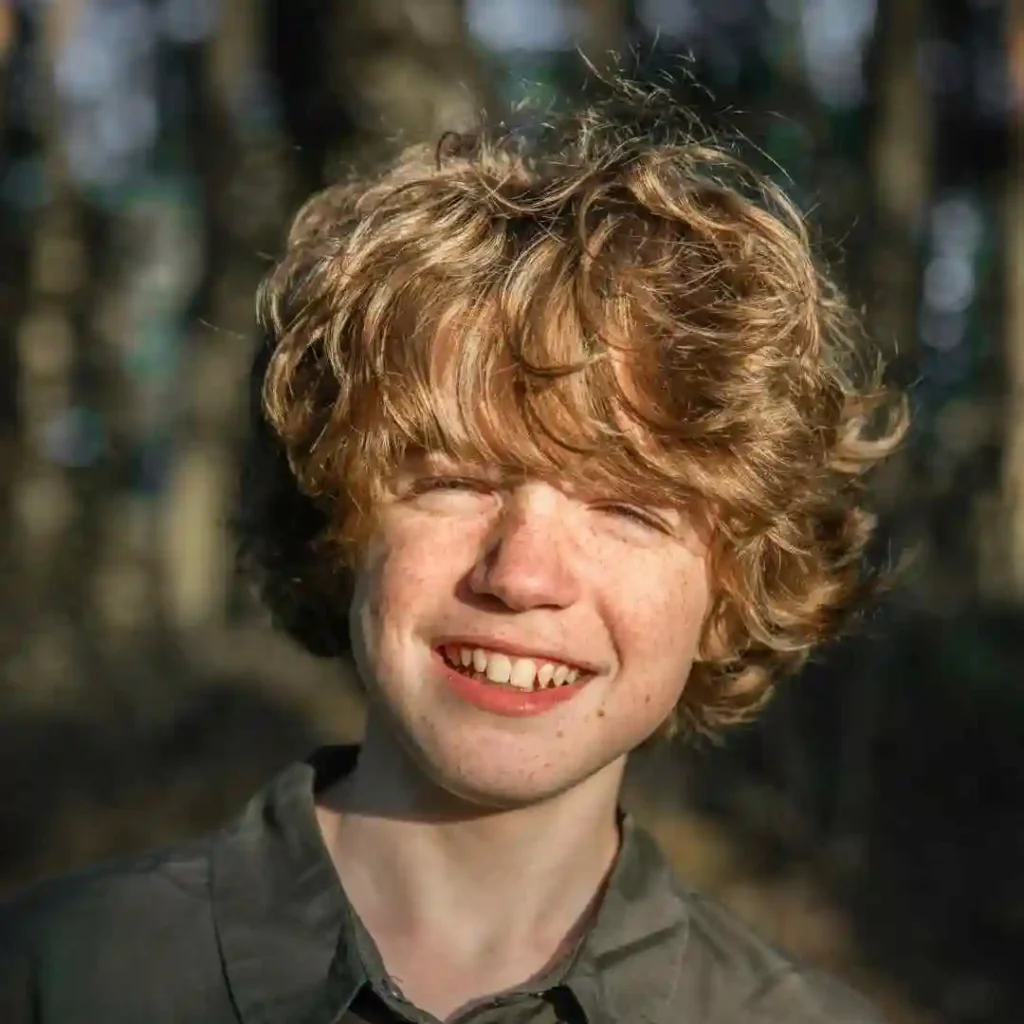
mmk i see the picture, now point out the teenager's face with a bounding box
[348,452,710,808]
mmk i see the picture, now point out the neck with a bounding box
[316,710,624,961]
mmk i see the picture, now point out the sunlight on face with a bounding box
[348,451,711,808]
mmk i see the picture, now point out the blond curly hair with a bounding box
[238,81,907,738]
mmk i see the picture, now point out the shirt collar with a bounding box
[211,747,366,1024]
[566,815,689,1024]
[211,746,690,1024]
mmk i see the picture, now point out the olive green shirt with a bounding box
[0,746,882,1022]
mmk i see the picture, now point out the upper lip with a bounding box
[434,635,602,675]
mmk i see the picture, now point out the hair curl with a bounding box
[237,79,907,738]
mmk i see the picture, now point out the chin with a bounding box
[432,762,588,811]
[407,725,626,811]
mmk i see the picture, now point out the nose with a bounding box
[467,486,581,612]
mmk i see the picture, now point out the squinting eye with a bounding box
[411,476,492,495]
[597,503,668,532]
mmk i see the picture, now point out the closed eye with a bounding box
[409,476,494,495]
[596,503,671,532]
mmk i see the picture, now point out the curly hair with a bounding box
[237,80,907,738]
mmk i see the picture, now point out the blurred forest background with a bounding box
[0,1,1022,1022]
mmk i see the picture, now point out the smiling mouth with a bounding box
[437,644,591,693]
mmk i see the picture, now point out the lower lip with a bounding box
[433,651,587,717]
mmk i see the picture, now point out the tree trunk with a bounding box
[6,0,102,701]
[996,0,1024,599]
[270,0,495,199]
[863,0,932,367]
[577,0,638,68]
[0,2,28,644]
[161,0,278,635]
[829,0,932,865]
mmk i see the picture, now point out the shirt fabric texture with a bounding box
[0,746,884,1023]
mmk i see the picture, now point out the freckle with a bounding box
[596,709,605,718]
[556,730,564,739]
[644,694,651,704]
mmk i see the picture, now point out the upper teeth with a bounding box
[444,646,581,691]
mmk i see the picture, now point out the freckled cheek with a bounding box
[605,564,709,690]
[364,525,471,628]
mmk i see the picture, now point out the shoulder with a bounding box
[0,836,228,1022]
[1,834,216,948]
[673,880,885,1023]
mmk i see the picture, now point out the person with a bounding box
[0,77,906,1023]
